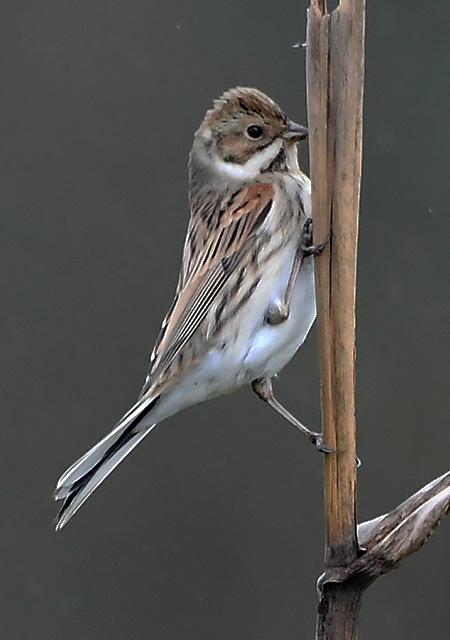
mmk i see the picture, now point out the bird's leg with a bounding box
[265,247,303,325]
[251,377,333,453]
[265,218,330,326]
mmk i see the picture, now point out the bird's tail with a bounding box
[54,395,159,531]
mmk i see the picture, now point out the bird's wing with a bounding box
[141,182,275,395]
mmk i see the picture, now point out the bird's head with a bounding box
[191,87,308,182]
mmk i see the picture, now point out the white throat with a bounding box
[213,138,283,181]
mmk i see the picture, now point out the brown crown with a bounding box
[203,87,288,128]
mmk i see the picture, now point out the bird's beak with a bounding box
[283,121,308,141]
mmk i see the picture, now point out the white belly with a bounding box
[147,243,316,426]
[241,256,315,380]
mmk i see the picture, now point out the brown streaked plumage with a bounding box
[146,181,275,392]
[54,87,326,530]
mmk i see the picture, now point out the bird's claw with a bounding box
[300,218,331,257]
[311,433,334,454]
[313,433,361,463]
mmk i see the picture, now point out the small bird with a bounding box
[54,87,329,530]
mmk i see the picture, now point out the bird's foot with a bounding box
[309,432,335,454]
[300,217,331,257]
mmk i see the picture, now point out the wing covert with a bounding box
[143,182,274,393]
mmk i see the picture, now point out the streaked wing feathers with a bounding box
[145,182,274,389]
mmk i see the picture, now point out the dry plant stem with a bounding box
[307,0,365,567]
[322,470,450,587]
[327,0,365,566]
[307,0,365,638]
[315,582,362,640]
[313,470,450,640]
[306,2,450,637]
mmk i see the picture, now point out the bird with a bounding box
[53,87,329,530]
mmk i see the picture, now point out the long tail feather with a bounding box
[54,395,159,530]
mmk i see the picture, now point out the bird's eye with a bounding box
[246,124,264,140]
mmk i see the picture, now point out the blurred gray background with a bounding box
[2,1,450,638]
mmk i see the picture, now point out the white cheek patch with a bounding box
[214,138,283,181]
